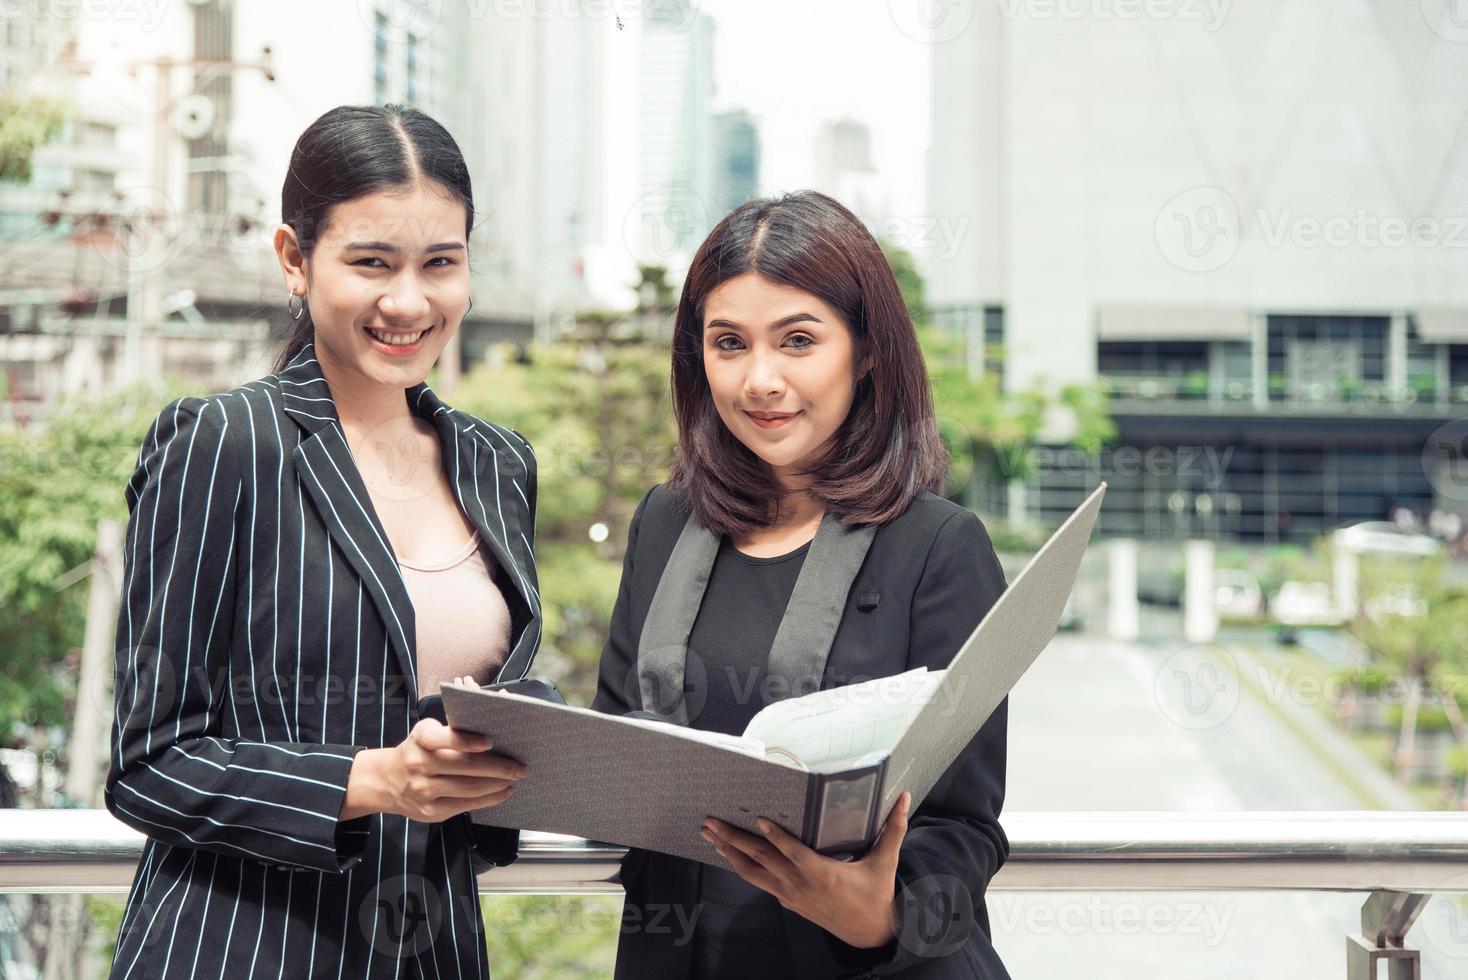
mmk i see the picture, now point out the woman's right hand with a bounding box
[341,719,526,823]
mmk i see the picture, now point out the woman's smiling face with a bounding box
[281,182,470,390]
[701,272,861,483]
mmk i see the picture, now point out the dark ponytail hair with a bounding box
[274,104,474,371]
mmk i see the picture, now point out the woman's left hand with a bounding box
[701,791,911,949]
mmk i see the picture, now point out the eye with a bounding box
[351,257,387,268]
[712,334,745,352]
[784,333,815,350]
[427,256,456,268]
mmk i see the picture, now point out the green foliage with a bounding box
[0,387,189,748]
[1331,665,1398,698]
[482,895,620,978]
[453,325,676,705]
[879,238,927,324]
[0,90,69,183]
[1351,556,1468,680]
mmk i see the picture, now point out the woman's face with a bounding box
[276,182,469,391]
[701,272,860,485]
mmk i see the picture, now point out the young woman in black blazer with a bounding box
[592,191,1012,978]
[105,105,538,979]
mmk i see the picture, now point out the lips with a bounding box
[745,410,801,430]
[363,324,434,356]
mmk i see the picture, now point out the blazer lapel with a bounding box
[635,511,876,724]
[279,345,421,698]
[409,382,542,681]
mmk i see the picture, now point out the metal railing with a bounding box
[3,810,1468,977]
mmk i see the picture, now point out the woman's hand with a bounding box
[340,718,526,823]
[701,792,910,949]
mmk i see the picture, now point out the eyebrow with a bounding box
[342,241,465,253]
[705,313,823,331]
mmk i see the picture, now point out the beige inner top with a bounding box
[398,531,512,694]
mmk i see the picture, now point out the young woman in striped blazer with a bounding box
[105,105,539,978]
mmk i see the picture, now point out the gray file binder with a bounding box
[442,483,1106,867]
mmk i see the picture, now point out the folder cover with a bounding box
[441,483,1106,866]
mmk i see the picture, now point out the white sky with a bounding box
[601,0,935,233]
[698,0,933,215]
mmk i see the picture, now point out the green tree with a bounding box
[0,90,69,183]
[880,240,1116,513]
[453,292,677,704]
[1349,554,1468,787]
[0,390,188,793]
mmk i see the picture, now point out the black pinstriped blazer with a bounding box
[105,343,540,979]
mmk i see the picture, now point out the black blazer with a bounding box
[105,344,540,979]
[592,485,1012,979]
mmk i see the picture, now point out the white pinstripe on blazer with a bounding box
[105,343,540,979]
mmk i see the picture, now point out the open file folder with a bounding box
[442,483,1106,866]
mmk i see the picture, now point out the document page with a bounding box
[742,667,946,770]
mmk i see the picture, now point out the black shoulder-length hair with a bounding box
[273,104,474,371]
[665,191,948,537]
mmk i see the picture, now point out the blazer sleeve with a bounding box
[105,397,373,874]
[514,427,537,548]
[589,487,655,715]
[827,508,1011,975]
[464,425,536,874]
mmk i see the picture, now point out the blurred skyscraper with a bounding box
[813,117,893,225]
[476,4,608,327]
[637,0,715,265]
[925,0,1468,542]
[711,109,760,217]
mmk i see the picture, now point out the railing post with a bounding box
[1346,890,1429,980]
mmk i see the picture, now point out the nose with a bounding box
[743,346,785,400]
[377,272,432,322]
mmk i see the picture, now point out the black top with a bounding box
[684,536,812,979]
[687,536,811,736]
[593,485,1013,979]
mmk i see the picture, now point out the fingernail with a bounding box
[756,819,770,833]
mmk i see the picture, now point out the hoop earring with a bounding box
[466,296,474,316]
[287,291,305,321]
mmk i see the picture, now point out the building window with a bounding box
[74,169,114,194]
[983,306,1004,385]
[1097,341,1210,400]
[1267,314,1388,402]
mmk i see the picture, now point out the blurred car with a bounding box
[1363,585,1428,621]
[1214,569,1263,620]
[1059,593,1082,631]
[1333,521,1443,557]
[1271,580,1342,644]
